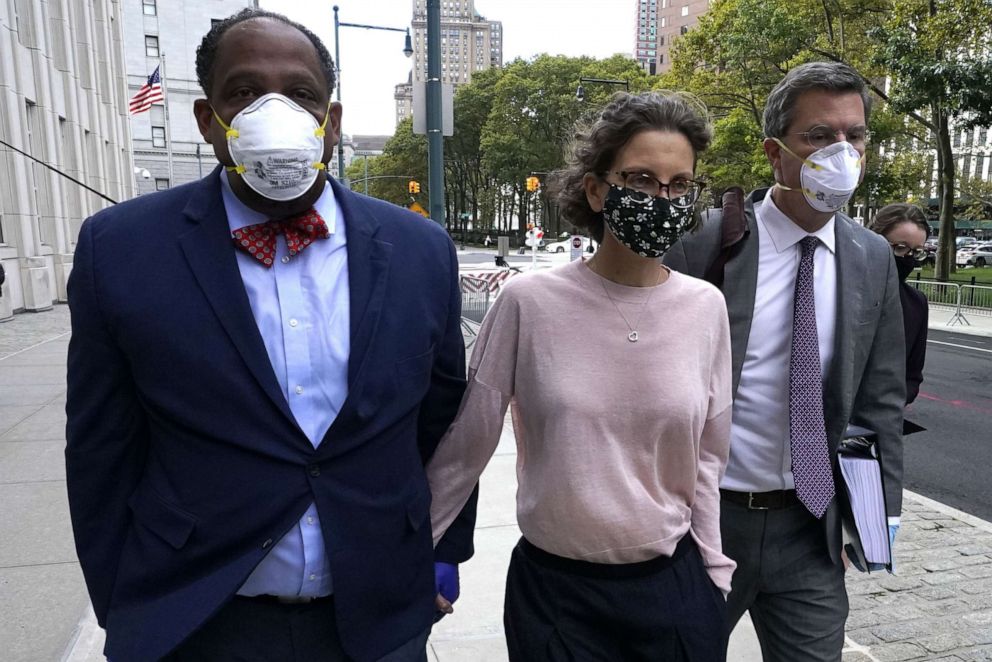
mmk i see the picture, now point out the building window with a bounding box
[151,126,166,147]
[659,36,664,45]
[659,54,664,64]
[155,178,170,190]
[145,35,159,57]
[143,0,157,16]
[680,25,689,34]
[682,5,689,15]
[661,17,667,27]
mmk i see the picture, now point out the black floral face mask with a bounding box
[601,185,693,258]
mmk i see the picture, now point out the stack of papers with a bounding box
[839,455,890,565]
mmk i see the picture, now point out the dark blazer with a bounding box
[662,189,905,567]
[65,170,475,662]
[901,282,929,404]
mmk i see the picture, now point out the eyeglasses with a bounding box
[604,171,705,209]
[795,125,872,150]
[889,242,927,261]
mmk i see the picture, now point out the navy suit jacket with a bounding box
[65,170,476,662]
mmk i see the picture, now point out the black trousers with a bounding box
[504,536,728,662]
[163,596,429,662]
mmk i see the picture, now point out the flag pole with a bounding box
[160,53,175,187]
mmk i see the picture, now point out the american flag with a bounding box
[129,66,164,115]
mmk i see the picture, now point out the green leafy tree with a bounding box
[869,0,992,278]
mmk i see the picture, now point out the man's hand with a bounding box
[434,562,459,621]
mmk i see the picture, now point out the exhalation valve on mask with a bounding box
[214,93,330,201]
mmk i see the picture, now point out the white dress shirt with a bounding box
[219,172,350,597]
[722,194,837,493]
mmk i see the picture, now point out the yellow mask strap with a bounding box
[213,109,239,140]
[772,137,821,171]
[314,100,332,138]
[225,165,247,174]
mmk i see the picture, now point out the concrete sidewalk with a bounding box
[2,305,992,661]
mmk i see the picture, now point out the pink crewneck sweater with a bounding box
[427,259,736,592]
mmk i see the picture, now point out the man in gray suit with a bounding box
[663,62,905,661]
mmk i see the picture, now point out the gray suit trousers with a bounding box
[722,498,848,662]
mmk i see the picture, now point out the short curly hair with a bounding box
[195,8,336,98]
[551,91,712,243]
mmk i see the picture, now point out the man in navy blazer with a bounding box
[65,9,474,662]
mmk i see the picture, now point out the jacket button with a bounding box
[308,464,320,477]
[262,538,273,549]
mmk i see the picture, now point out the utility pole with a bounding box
[426,0,445,226]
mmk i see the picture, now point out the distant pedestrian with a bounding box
[484,234,492,247]
[871,203,930,404]
[427,91,733,661]
[0,261,5,297]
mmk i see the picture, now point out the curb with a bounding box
[903,489,992,535]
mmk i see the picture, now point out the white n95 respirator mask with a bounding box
[214,94,330,201]
[773,138,864,213]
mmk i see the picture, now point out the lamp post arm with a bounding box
[338,22,408,32]
[578,77,630,90]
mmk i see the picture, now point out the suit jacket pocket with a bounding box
[127,484,197,550]
[393,345,435,402]
[406,486,431,532]
[397,345,435,380]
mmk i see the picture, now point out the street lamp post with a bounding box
[575,77,630,102]
[426,0,445,226]
[332,5,413,183]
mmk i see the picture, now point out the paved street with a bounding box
[3,301,992,661]
[904,327,992,522]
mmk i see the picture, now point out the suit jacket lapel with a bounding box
[330,180,394,412]
[178,168,303,436]
[824,215,864,442]
[723,191,763,396]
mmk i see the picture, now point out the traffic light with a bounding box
[526,176,540,192]
[408,180,421,195]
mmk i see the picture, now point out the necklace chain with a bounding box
[594,265,665,343]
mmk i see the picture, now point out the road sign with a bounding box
[524,227,544,247]
[408,201,429,218]
[570,235,584,261]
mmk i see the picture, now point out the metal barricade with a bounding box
[960,284,992,318]
[460,276,490,348]
[908,280,960,311]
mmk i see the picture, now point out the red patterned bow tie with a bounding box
[231,208,330,268]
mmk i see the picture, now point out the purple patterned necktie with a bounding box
[790,236,835,519]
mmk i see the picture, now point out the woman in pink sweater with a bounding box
[427,92,734,661]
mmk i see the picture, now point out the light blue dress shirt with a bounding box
[220,172,350,597]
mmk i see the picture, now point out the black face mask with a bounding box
[601,185,693,258]
[894,254,918,282]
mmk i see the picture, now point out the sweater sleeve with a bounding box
[689,299,736,595]
[427,286,520,547]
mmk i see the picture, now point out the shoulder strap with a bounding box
[702,186,747,287]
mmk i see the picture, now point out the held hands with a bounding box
[433,562,459,622]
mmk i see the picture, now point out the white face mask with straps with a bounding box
[213,94,330,201]
[773,138,864,213]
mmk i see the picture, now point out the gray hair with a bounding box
[762,62,872,139]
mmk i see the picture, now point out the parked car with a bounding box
[544,235,591,254]
[957,243,992,268]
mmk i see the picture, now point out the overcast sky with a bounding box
[258,0,636,137]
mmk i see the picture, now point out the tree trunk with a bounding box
[935,108,956,281]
